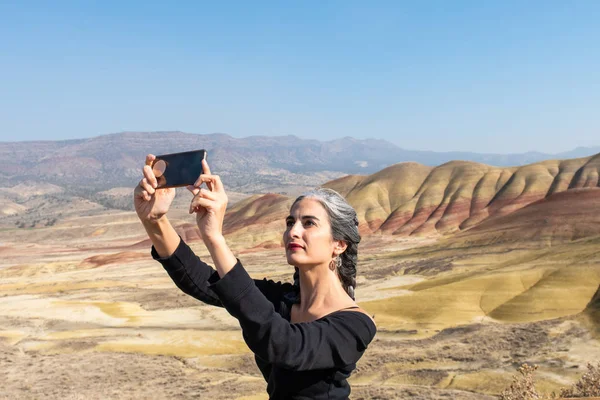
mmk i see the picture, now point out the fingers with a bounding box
[141,177,155,194]
[202,159,211,175]
[189,188,218,211]
[137,178,154,201]
[186,185,200,196]
[198,188,218,201]
[201,159,213,190]
[143,165,158,189]
[189,188,221,212]
[145,154,156,166]
[194,174,223,192]
[136,155,158,202]
[189,195,213,214]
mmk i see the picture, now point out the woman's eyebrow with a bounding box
[285,215,321,221]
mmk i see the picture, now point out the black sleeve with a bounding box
[152,237,223,307]
[208,261,377,371]
[152,238,296,315]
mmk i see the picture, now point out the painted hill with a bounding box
[361,232,600,331]
[5,150,599,252]
[449,187,600,247]
[219,153,600,243]
[221,193,293,250]
[333,154,600,236]
[3,133,599,232]
[354,185,600,332]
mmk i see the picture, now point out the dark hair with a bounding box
[291,188,360,300]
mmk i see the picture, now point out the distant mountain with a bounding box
[0,132,396,192]
[556,146,600,159]
[1,131,598,194]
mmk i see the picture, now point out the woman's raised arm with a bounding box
[189,159,238,278]
[134,154,180,257]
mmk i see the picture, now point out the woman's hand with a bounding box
[188,159,228,243]
[134,154,176,224]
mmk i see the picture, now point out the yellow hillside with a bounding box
[227,153,600,241]
[360,188,600,332]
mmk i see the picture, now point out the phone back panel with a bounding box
[153,149,207,188]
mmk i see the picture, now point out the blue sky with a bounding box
[1,1,598,153]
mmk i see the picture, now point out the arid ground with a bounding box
[2,199,600,400]
[3,153,600,399]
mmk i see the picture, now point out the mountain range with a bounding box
[2,131,599,194]
[3,132,600,243]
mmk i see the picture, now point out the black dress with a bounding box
[152,238,377,400]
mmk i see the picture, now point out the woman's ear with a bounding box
[333,240,348,256]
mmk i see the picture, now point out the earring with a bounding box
[329,258,336,271]
[329,256,341,271]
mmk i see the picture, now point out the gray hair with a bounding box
[291,188,360,300]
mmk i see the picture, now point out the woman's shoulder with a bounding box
[316,308,377,351]
[323,307,377,337]
[331,307,376,324]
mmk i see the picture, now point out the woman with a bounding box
[134,154,377,400]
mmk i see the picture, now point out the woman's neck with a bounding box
[297,263,352,314]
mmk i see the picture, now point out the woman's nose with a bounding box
[288,222,301,238]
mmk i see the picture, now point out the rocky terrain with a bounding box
[1,149,600,399]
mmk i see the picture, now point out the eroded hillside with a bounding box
[224,154,600,242]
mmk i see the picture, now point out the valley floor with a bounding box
[1,213,599,399]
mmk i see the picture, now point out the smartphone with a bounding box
[151,149,207,189]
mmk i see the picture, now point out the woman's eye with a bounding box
[286,220,294,227]
[304,220,315,227]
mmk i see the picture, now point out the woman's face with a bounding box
[283,198,336,268]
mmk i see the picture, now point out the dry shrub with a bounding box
[500,362,600,399]
[560,362,600,398]
[500,364,543,400]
